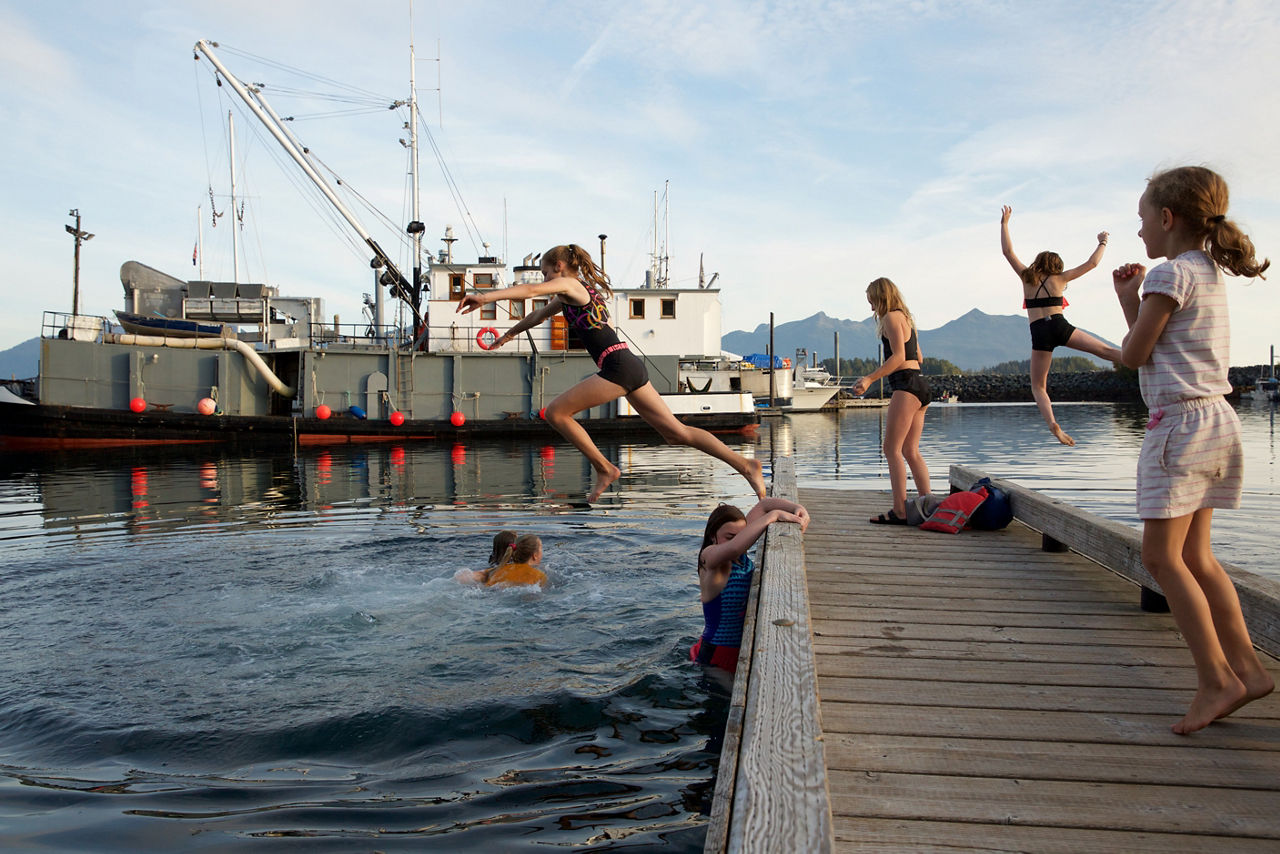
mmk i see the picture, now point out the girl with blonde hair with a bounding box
[1113,165,1271,733]
[852,278,932,524]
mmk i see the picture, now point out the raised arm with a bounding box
[491,297,563,348]
[1000,205,1026,275]
[456,275,589,315]
[1061,231,1109,282]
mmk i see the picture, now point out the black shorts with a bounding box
[1029,314,1077,352]
[886,368,932,408]
[599,347,649,393]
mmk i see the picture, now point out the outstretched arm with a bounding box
[491,297,563,348]
[1062,231,1109,281]
[746,497,810,532]
[700,506,806,569]
[1000,206,1026,275]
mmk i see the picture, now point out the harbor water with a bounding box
[0,400,1276,849]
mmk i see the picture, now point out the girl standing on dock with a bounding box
[691,498,809,673]
[1000,206,1123,446]
[851,278,931,525]
[1113,165,1273,734]
[456,244,765,502]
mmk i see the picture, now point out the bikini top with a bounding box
[1023,277,1068,310]
[880,326,920,363]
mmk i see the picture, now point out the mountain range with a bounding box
[0,308,1108,379]
[723,309,1113,371]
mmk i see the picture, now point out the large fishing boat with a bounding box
[0,41,755,451]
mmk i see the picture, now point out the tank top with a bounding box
[700,554,755,647]
[880,324,920,363]
[560,280,623,363]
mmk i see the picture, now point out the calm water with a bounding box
[0,401,1275,849]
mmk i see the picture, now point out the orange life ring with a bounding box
[476,327,500,350]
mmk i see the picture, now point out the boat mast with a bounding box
[64,209,94,316]
[409,25,425,315]
[193,39,418,323]
[228,111,240,284]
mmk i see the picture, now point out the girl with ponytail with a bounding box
[1113,165,1272,734]
[459,244,765,501]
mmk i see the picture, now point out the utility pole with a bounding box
[65,209,95,316]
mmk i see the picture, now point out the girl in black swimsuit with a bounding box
[1000,206,1123,446]
[851,277,932,525]
[457,244,765,502]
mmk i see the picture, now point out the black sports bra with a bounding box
[1024,277,1065,309]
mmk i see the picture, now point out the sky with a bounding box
[2,0,1278,365]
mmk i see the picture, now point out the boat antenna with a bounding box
[65,209,95,317]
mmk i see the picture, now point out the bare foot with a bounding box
[1173,677,1248,735]
[587,463,620,502]
[742,458,765,499]
[1050,423,1075,446]
[1217,669,1275,720]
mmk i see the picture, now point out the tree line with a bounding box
[820,354,1111,377]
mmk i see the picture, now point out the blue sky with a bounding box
[2,0,1278,365]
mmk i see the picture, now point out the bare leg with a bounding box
[1030,349,1073,445]
[1181,510,1274,718]
[902,400,930,498]
[880,390,920,517]
[1142,515,1247,734]
[625,383,765,498]
[1066,328,1123,364]
[543,376,625,501]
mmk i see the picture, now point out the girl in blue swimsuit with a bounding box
[458,244,765,502]
[691,498,808,673]
[1000,206,1123,446]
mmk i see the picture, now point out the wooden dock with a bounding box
[706,461,1280,853]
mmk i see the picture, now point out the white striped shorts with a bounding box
[1137,396,1242,519]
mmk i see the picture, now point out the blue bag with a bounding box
[967,477,1013,530]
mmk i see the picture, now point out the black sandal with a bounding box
[870,509,907,525]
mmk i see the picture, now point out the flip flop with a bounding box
[869,509,907,525]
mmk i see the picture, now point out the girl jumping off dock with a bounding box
[852,277,932,525]
[456,244,765,502]
[1001,206,1123,446]
[691,498,809,673]
[1113,165,1272,734]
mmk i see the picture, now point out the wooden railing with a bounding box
[949,464,1280,658]
[704,456,833,854]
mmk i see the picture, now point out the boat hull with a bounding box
[0,400,756,452]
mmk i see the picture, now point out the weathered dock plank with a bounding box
[797,485,1280,854]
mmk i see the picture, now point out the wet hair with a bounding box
[697,504,745,572]
[488,530,517,566]
[1145,166,1269,279]
[500,533,542,565]
[1020,250,1065,286]
[865,277,916,338]
[541,244,614,296]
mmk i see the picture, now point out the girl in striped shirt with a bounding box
[1113,165,1272,734]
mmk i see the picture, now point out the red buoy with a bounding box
[450,411,466,427]
[197,397,216,415]
[538,407,546,420]
[389,411,405,426]
[129,397,146,413]
[316,404,332,420]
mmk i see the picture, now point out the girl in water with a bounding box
[1113,165,1272,734]
[457,533,548,589]
[457,244,765,502]
[1001,206,1123,445]
[851,278,931,525]
[691,498,809,673]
